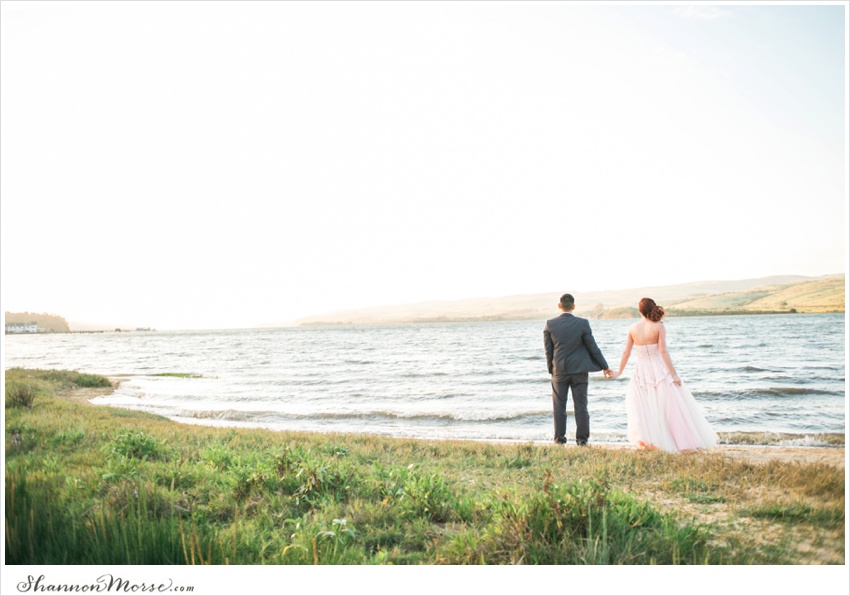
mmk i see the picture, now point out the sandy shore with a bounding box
[540,441,846,468]
[75,381,845,469]
[713,444,845,468]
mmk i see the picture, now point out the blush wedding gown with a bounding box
[625,344,719,452]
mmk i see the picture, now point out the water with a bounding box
[3,314,845,443]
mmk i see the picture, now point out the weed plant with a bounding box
[5,381,39,408]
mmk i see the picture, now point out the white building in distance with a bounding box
[5,321,40,334]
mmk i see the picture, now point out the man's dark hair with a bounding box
[559,293,575,310]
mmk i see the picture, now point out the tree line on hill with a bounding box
[5,312,70,333]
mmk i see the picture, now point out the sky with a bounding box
[1,1,847,330]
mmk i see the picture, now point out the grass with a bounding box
[5,381,39,408]
[5,368,111,408]
[3,368,845,565]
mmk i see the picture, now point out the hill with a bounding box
[294,275,845,326]
[4,312,71,333]
[667,275,845,315]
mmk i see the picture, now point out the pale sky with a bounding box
[1,1,847,330]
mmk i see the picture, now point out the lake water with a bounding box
[3,314,846,444]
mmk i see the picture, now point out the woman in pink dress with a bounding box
[610,298,718,452]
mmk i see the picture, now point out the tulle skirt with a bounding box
[625,345,718,453]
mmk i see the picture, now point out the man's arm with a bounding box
[543,323,554,375]
[581,322,610,371]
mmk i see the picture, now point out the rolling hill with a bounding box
[294,274,845,326]
[666,275,845,315]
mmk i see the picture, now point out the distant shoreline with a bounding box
[2,309,841,333]
[294,274,845,327]
[7,274,844,331]
[298,310,844,327]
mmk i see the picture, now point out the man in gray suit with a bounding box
[544,293,612,446]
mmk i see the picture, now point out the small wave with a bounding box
[776,436,841,447]
[279,378,351,387]
[307,410,552,423]
[718,431,845,447]
[493,377,541,386]
[763,387,840,397]
[697,387,842,400]
[472,370,501,377]
[184,409,274,422]
[740,366,770,372]
[400,372,450,378]
[182,409,552,424]
[419,393,471,400]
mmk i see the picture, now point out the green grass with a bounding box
[6,368,112,393]
[743,502,845,528]
[4,368,845,565]
[5,381,40,408]
[4,368,111,407]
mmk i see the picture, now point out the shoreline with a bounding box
[85,378,846,469]
[5,309,842,334]
[297,310,844,327]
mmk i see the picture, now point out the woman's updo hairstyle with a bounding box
[638,297,665,322]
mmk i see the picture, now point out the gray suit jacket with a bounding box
[544,313,609,376]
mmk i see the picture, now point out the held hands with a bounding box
[603,369,615,379]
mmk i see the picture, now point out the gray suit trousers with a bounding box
[551,372,589,445]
